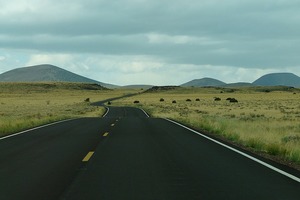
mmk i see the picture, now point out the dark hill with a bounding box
[181,78,226,87]
[0,64,117,88]
[253,73,300,87]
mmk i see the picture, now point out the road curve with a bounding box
[0,106,299,200]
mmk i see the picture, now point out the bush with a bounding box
[282,135,300,143]
[246,138,264,151]
[84,98,90,102]
[266,143,287,156]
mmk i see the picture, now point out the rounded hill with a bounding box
[181,78,226,87]
[0,64,117,88]
[253,73,300,87]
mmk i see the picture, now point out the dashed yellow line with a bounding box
[82,151,94,162]
[103,132,109,137]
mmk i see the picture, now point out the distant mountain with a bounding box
[181,78,226,87]
[0,64,118,88]
[181,73,300,88]
[253,73,300,87]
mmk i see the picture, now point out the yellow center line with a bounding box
[103,132,109,137]
[82,151,94,162]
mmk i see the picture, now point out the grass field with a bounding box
[1,83,300,168]
[0,82,137,137]
[112,86,300,166]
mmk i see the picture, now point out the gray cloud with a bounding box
[1,0,300,84]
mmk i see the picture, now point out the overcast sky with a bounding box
[1,0,300,85]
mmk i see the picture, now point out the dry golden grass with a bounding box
[113,86,300,165]
[2,83,300,166]
[0,82,137,137]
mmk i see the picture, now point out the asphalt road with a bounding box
[0,106,299,200]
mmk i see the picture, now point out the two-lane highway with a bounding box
[0,106,299,199]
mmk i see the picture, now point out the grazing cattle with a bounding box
[172,100,177,103]
[84,98,90,102]
[196,98,200,101]
[108,101,111,105]
[160,98,165,102]
[214,97,221,101]
[133,100,140,104]
[226,98,238,103]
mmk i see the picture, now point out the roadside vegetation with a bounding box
[2,83,300,168]
[0,82,137,137]
[113,86,300,167]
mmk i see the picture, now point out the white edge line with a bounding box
[139,108,150,118]
[103,106,110,117]
[164,118,300,183]
[0,119,75,141]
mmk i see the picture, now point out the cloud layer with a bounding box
[1,0,300,85]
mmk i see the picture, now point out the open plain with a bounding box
[113,86,300,166]
[0,82,137,137]
[1,83,300,166]
[1,83,300,199]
